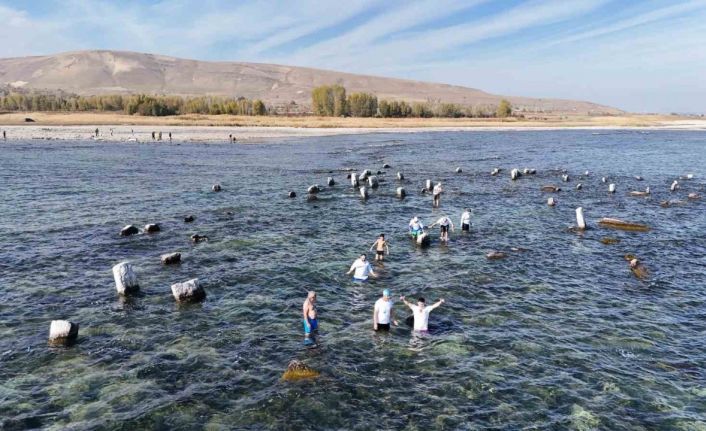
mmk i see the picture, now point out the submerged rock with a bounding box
[598,218,650,232]
[144,223,161,233]
[541,185,561,193]
[600,237,620,245]
[212,184,222,192]
[455,167,462,173]
[282,360,320,381]
[288,191,296,198]
[486,251,507,260]
[396,187,406,199]
[191,234,209,243]
[120,225,139,236]
[327,177,335,186]
[184,215,195,223]
[49,320,79,345]
[113,261,139,294]
[383,163,391,169]
[171,278,205,302]
[161,252,181,265]
[688,192,700,200]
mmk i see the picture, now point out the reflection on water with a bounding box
[0,130,705,430]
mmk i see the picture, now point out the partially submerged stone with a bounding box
[113,262,139,294]
[144,223,161,233]
[307,185,321,194]
[396,187,406,199]
[288,191,296,198]
[541,185,561,193]
[120,225,139,236]
[212,184,222,192]
[416,232,430,247]
[486,251,507,260]
[327,177,335,186]
[184,215,195,223]
[171,278,205,303]
[282,360,320,381]
[600,237,620,245]
[191,234,209,243]
[368,175,379,188]
[688,192,700,200]
[547,197,557,206]
[49,320,79,345]
[161,252,181,265]
[598,218,650,232]
[455,167,462,173]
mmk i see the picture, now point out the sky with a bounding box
[0,0,705,113]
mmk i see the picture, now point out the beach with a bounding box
[1,112,705,142]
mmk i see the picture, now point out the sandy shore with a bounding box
[0,112,704,142]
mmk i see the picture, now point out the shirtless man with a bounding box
[369,233,390,261]
[430,215,455,242]
[400,296,445,332]
[302,291,318,340]
[346,254,377,281]
[408,216,425,239]
[460,208,472,232]
[432,182,443,207]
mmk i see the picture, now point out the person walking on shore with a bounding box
[169,132,172,142]
[2,130,6,140]
[347,254,377,281]
[369,233,389,262]
[460,208,472,232]
[432,182,443,207]
[373,289,398,331]
[302,291,318,342]
[430,215,454,242]
[400,296,445,333]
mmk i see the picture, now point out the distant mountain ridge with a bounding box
[0,50,621,115]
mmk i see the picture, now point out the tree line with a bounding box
[311,84,513,118]
[0,92,267,116]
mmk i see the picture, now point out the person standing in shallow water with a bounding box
[460,208,472,232]
[369,233,389,261]
[432,182,443,207]
[346,254,377,281]
[400,296,444,332]
[430,215,454,242]
[373,289,398,331]
[302,291,318,341]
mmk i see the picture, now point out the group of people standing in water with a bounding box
[301,187,474,344]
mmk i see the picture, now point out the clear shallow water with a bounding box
[0,130,705,430]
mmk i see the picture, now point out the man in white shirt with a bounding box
[460,208,472,232]
[346,254,377,281]
[432,182,443,207]
[400,295,445,332]
[430,215,455,242]
[373,289,398,331]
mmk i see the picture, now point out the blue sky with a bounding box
[1,0,705,113]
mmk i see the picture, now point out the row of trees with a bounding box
[311,85,513,118]
[0,93,268,116]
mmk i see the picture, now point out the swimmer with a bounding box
[302,291,318,339]
[432,182,443,207]
[369,233,390,261]
[430,215,455,242]
[373,289,398,331]
[346,254,377,281]
[400,296,445,332]
[408,216,425,239]
[460,208,472,232]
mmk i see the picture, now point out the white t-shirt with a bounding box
[436,216,451,227]
[433,185,442,195]
[461,211,471,225]
[350,259,373,280]
[374,298,393,324]
[411,305,433,331]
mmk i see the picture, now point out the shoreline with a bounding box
[1,112,705,142]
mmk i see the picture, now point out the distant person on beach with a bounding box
[400,296,445,332]
[151,131,156,140]
[369,233,389,261]
[430,215,455,242]
[2,130,6,140]
[158,131,162,141]
[408,216,425,239]
[373,289,398,331]
[460,208,472,232]
[169,132,172,142]
[303,291,318,340]
[110,128,114,137]
[95,128,99,138]
[346,254,377,281]
[432,182,443,207]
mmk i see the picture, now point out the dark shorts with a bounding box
[462,223,470,231]
[440,225,448,234]
[376,323,390,331]
[376,250,384,257]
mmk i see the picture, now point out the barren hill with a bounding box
[0,50,620,115]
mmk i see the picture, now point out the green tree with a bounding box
[253,99,266,116]
[497,99,512,118]
[332,85,347,116]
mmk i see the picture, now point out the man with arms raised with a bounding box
[400,295,445,333]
